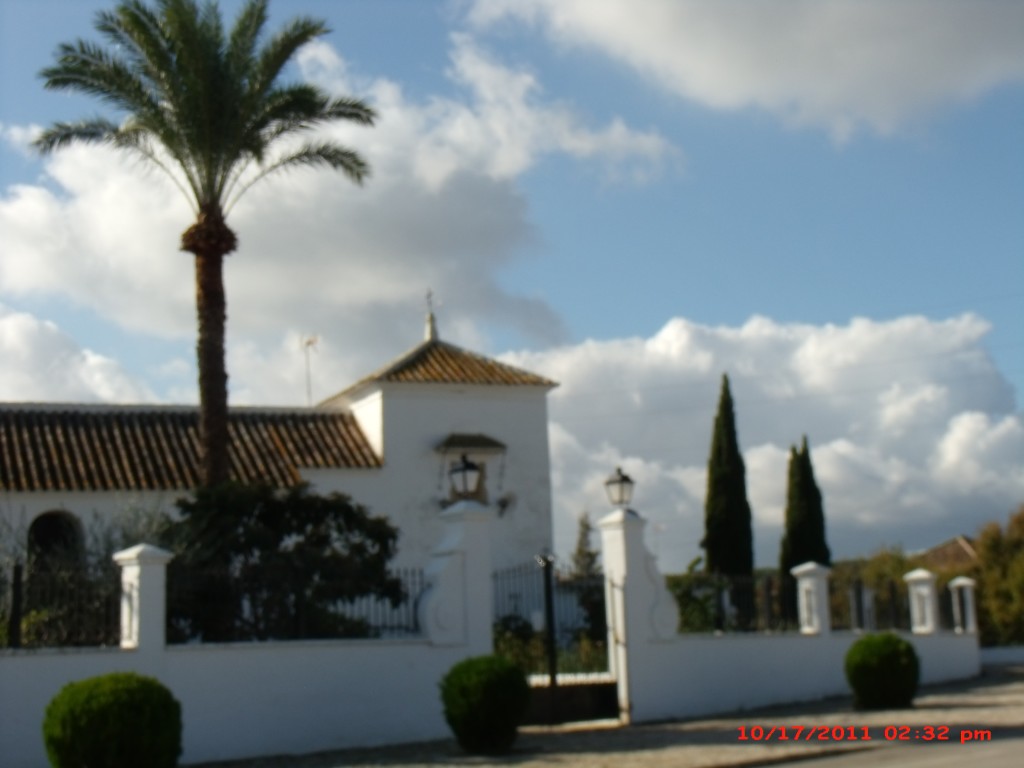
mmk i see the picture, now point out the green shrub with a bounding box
[844,632,919,709]
[440,655,530,754]
[43,672,182,768]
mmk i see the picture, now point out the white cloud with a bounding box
[0,122,42,156]
[468,0,1024,140]
[502,313,1023,571]
[299,35,675,189]
[0,304,154,403]
[0,36,673,374]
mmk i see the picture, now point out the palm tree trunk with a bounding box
[194,251,230,487]
[182,204,237,488]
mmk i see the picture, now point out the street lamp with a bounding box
[449,453,482,498]
[604,466,634,508]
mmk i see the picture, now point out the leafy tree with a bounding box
[163,483,403,641]
[701,374,754,627]
[35,0,375,487]
[778,436,831,624]
[666,557,719,632]
[972,504,1024,646]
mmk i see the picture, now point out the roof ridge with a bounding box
[320,337,556,405]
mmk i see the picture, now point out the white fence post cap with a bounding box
[790,561,830,578]
[112,543,175,565]
[903,568,935,584]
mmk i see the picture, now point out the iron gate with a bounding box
[492,558,616,723]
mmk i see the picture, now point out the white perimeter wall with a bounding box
[598,508,982,725]
[0,640,467,767]
[0,500,496,768]
[980,646,1024,665]
[625,631,980,723]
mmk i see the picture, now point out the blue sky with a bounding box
[1,0,1022,570]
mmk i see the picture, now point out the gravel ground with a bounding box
[189,665,1024,768]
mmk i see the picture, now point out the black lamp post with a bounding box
[449,453,482,498]
[604,466,635,508]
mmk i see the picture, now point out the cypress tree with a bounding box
[570,512,605,642]
[701,374,754,627]
[571,512,601,579]
[779,436,831,625]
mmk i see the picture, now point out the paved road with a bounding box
[192,665,1024,768]
[779,733,1024,768]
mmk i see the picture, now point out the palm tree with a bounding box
[34,0,374,487]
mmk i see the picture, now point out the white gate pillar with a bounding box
[112,543,174,651]
[903,568,939,634]
[598,508,677,724]
[790,562,831,635]
[417,499,493,654]
[948,576,978,635]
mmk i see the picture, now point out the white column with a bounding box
[948,576,978,634]
[598,508,677,724]
[112,543,174,651]
[903,568,939,634]
[417,500,493,654]
[790,562,831,635]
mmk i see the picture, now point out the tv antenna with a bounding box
[301,334,319,406]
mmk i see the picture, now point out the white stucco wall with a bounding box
[311,381,554,570]
[623,631,980,723]
[0,637,473,767]
[599,508,982,725]
[980,645,1024,665]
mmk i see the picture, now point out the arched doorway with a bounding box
[27,511,84,573]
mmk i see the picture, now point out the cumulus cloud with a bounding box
[0,36,673,375]
[502,313,1024,571]
[0,304,154,403]
[468,0,1024,140]
[0,122,42,156]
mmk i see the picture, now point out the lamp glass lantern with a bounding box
[604,467,635,508]
[450,453,482,497]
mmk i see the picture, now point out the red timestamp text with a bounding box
[737,725,873,742]
[736,724,973,742]
[737,729,966,745]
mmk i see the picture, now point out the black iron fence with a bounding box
[492,560,608,676]
[165,564,427,643]
[1,562,120,648]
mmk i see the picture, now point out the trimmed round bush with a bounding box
[844,633,919,710]
[43,672,182,768]
[440,654,530,754]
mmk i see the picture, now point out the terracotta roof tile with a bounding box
[0,406,379,492]
[323,339,556,404]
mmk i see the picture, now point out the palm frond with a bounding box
[252,16,328,96]
[323,97,377,126]
[227,0,267,81]
[41,41,160,119]
[113,124,201,208]
[33,118,120,153]
[225,142,369,211]
[37,0,372,213]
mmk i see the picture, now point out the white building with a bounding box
[0,313,557,571]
